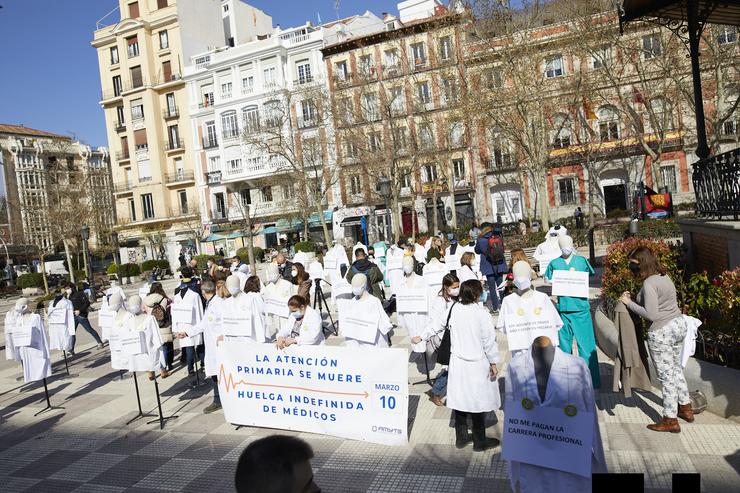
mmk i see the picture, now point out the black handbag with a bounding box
[436,302,457,366]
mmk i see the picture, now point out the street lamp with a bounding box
[80,225,94,301]
[377,177,392,242]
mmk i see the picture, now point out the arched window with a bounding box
[241,106,259,133]
[552,113,571,148]
[221,110,239,139]
[597,106,620,141]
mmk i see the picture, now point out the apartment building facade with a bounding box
[92,0,271,266]
[186,14,384,254]
[0,124,114,253]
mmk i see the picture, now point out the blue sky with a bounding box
[0,0,399,147]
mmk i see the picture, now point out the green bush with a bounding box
[294,241,316,253]
[192,254,223,271]
[141,260,159,272]
[118,263,139,278]
[17,273,45,289]
[128,263,140,277]
[156,260,170,270]
[236,247,263,263]
[606,208,630,219]
[106,263,119,274]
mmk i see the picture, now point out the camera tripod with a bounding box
[312,278,338,336]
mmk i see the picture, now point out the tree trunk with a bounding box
[64,240,75,284]
[432,187,439,234]
[537,172,550,230]
[448,162,457,229]
[411,199,417,240]
[315,199,331,246]
[245,214,256,275]
[39,254,49,295]
[390,188,401,243]
[588,161,596,228]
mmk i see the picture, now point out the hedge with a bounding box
[236,247,263,262]
[106,263,118,274]
[118,263,140,278]
[141,260,159,272]
[294,241,316,253]
[192,254,224,271]
[17,273,45,289]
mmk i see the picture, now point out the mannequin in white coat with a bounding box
[223,274,267,343]
[125,295,165,379]
[263,264,297,339]
[342,274,393,347]
[6,298,52,383]
[504,336,606,492]
[109,293,132,371]
[397,256,428,354]
[47,289,75,352]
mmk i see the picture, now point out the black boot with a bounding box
[472,413,499,452]
[454,411,472,449]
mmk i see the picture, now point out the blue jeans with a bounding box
[162,342,174,370]
[211,375,221,405]
[70,315,103,351]
[486,274,503,311]
[185,344,205,373]
[431,369,448,397]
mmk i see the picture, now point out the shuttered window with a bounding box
[128,2,139,18]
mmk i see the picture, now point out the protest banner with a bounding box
[502,399,594,477]
[551,270,590,298]
[264,295,290,318]
[217,342,409,446]
[171,304,195,325]
[396,288,428,313]
[323,257,337,271]
[500,298,561,352]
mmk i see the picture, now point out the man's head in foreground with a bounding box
[235,435,320,493]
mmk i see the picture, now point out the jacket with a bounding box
[474,228,507,276]
[297,279,312,306]
[278,261,294,282]
[612,301,652,397]
[346,259,384,300]
[69,290,91,317]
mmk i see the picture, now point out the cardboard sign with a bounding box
[332,281,353,299]
[12,324,33,347]
[264,295,290,318]
[396,288,429,313]
[108,332,122,351]
[551,270,590,298]
[98,310,115,330]
[338,300,380,343]
[323,258,337,271]
[502,399,594,478]
[537,254,560,276]
[423,270,445,289]
[444,255,461,270]
[120,332,147,356]
[48,307,67,325]
[172,304,195,325]
[222,313,253,337]
[386,254,403,271]
[503,317,560,353]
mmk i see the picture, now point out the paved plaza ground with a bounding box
[1,276,738,492]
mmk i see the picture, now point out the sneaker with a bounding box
[96,343,105,350]
[203,402,222,414]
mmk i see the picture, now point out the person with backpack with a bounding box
[144,282,173,373]
[474,222,507,314]
[345,248,384,300]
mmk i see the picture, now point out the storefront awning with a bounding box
[276,218,303,233]
[203,233,225,242]
[340,216,363,226]
[261,226,278,235]
[307,210,333,228]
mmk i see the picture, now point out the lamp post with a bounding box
[81,225,94,301]
[377,177,392,242]
[111,230,120,266]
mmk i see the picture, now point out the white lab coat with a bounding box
[413,243,428,265]
[534,237,561,273]
[187,295,224,377]
[235,270,250,291]
[223,292,267,343]
[505,348,606,492]
[126,314,164,372]
[446,303,501,413]
[6,312,52,383]
[343,295,393,348]
[104,285,127,303]
[278,306,325,346]
[109,310,132,370]
[496,290,563,354]
[263,279,297,338]
[138,283,151,299]
[172,288,204,348]
[421,295,454,342]
[293,251,310,269]
[396,273,429,353]
[457,264,478,284]
[386,246,405,296]
[422,259,447,307]
[325,244,350,291]
[47,297,75,351]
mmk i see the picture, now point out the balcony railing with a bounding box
[168,206,193,217]
[206,170,222,184]
[123,78,148,92]
[164,139,184,151]
[115,150,130,161]
[692,147,740,220]
[156,73,183,85]
[212,208,228,221]
[101,89,122,101]
[166,170,194,183]
[202,136,218,149]
[382,64,402,77]
[293,75,314,86]
[298,116,318,129]
[114,121,126,132]
[163,107,179,119]
[114,181,135,193]
[333,74,353,88]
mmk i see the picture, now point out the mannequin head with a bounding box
[402,256,414,276]
[15,298,29,315]
[558,235,574,257]
[512,260,532,291]
[533,335,553,347]
[127,295,143,315]
[226,275,242,297]
[266,264,280,284]
[351,274,367,298]
[109,293,124,312]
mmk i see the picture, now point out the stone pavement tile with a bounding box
[90,455,169,488]
[314,467,377,492]
[134,457,213,491]
[459,477,511,492]
[165,409,227,434]
[177,433,250,461]
[367,473,465,493]
[134,432,203,457]
[689,454,740,493]
[679,424,740,456]
[604,423,687,452]
[49,452,128,482]
[19,479,82,492]
[96,430,162,455]
[320,440,407,472]
[606,451,696,490]
[181,460,235,492]
[465,451,509,480]
[0,447,56,475]
[300,437,345,468]
[71,485,127,493]
[400,444,472,477]
[0,477,40,493]
[11,450,89,479]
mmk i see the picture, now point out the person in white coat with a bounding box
[342,274,393,347]
[108,293,132,371]
[396,256,429,354]
[457,252,479,284]
[385,242,407,296]
[350,241,368,263]
[172,267,205,376]
[446,280,500,451]
[5,298,52,383]
[504,337,606,492]
[262,264,297,339]
[277,295,325,347]
[125,295,165,380]
[325,241,350,301]
[222,275,268,343]
[47,288,75,352]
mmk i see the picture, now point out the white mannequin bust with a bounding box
[265,264,280,285]
[512,261,535,299]
[351,273,371,301]
[127,295,147,329]
[110,294,127,322]
[558,235,575,265]
[226,275,244,299]
[402,256,415,278]
[15,298,32,322]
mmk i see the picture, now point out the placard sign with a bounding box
[48,307,67,325]
[217,342,409,446]
[502,315,560,352]
[264,295,290,318]
[120,332,147,356]
[502,399,594,478]
[551,270,590,298]
[444,255,461,270]
[12,324,32,347]
[172,304,195,325]
[386,254,403,271]
[338,300,380,343]
[396,288,428,313]
[537,254,560,277]
[222,313,253,337]
[323,257,337,271]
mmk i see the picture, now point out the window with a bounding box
[723,117,739,135]
[410,42,426,67]
[489,133,512,169]
[401,169,412,189]
[116,106,125,126]
[442,78,458,104]
[422,164,437,183]
[338,97,353,123]
[362,93,379,121]
[201,85,214,107]
[126,35,139,58]
[263,67,276,88]
[264,100,281,128]
[120,136,129,156]
[282,185,295,200]
[449,121,464,147]
[592,46,611,69]
[384,49,399,68]
[419,124,434,149]
[131,98,144,120]
[128,198,136,221]
[300,100,317,124]
[178,190,188,214]
[242,106,260,132]
[141,193,155,219]
[650,98,673,131]
[558,178,576,205]
[113,75,122,96]
[717,26,738,45]
[204,121,217,145]
[221,111,239,139]
[226,159,242,174]
[660,165,677,192]
[439,36,453,60]
[544,55,564,78]
[597,107,620,141]
[214,193,226,217]
[157,0,168,9]
[390,87,405,114]
[241,74,254,94]
[128,1,139,18]
[159,30,169,50]
[344,139,358,159]
[349,176,362,195]
[223,3,229,12]
[110,46,119,65]
[335,60,349,80]
[552,114,571,148]
[134,128,147,150]
[261,186,273,203]
[643,34,661,59]
[239,188,251,206]
[207,155,221,172]
[368,132,382,151]
[165,92,176,114]
[296,61,312,84]
[168,125,179,148]
[417,81,431,104]
[220,81,232,99]
[452,159,465,181]
[359,55,374,77]
[130,65,143,88]
[485,67,503,89]
[393,127,408,150]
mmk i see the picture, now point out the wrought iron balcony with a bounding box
[164,139,184,151]
[202,136,218,149]
[115,150,130,161]
[165,170,194,183]
[114,181,135,193]
[692,147,740,220]
[206,170,222,184]
[162,107,179,119]
[114,121,126,132]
